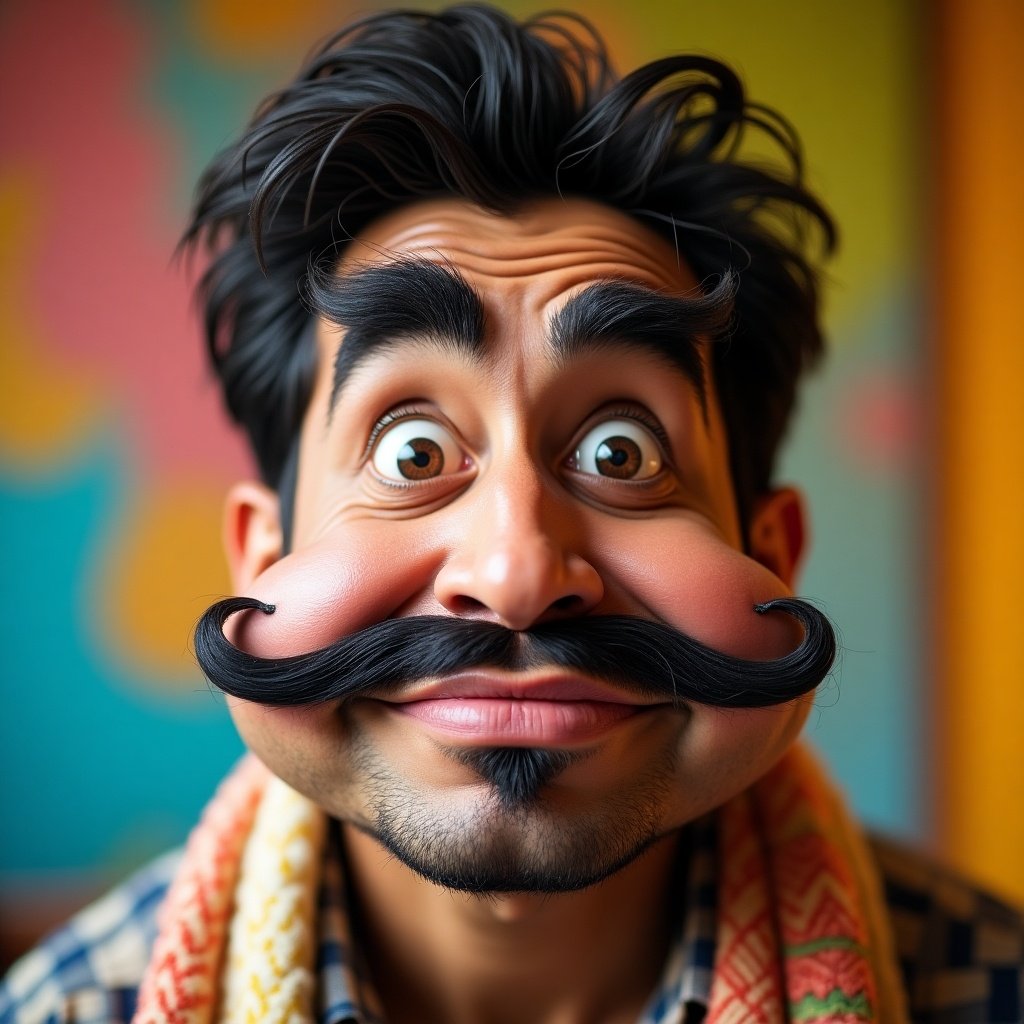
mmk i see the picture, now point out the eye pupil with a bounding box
[595,436,643,479]
[397,438,444,479]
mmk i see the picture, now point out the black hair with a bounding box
[182,3,835,532]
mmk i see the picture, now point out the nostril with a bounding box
[448,595,489,615]
[549,595,583,612]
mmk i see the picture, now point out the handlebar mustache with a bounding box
[194,596,836,709]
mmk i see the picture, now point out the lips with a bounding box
[377,670,666,745]
[384,670,664,705]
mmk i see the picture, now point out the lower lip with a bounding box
[388,699,642,745]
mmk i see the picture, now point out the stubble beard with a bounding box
[347,731,680,894]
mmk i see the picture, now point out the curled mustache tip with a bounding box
[205,595,276,625]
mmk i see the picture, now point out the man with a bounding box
[2,5,1021,1023]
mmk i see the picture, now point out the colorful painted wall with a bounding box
[1,0,1019,957]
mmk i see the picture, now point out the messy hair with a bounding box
[183,3,835,532]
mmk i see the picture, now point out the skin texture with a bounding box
[222,197,812,1024]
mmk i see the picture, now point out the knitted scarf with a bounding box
[132,746,908,1024]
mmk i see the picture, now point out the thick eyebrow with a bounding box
[549,272,738,409]
[304,257,486,414]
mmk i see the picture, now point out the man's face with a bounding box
[223,197,811,891]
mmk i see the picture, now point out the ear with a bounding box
[222,481,283,592]
[748,486,807,589]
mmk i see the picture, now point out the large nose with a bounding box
[433,468,604,630]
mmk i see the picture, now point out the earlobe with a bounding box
[223,481,283,591]
[748,486,807,589]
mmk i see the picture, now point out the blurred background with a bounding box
[1,0,1021,964]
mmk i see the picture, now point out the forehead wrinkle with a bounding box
[358,200,673,253]
[354,219,683,286]
[380,239,678,286]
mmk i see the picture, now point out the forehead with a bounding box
[334,196,699,319]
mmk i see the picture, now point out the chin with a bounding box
[357,787,668,895]
[328,735,685,895]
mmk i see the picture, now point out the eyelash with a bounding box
[603,405,672,456]
[363,404,431,458]
[363,403,672,464]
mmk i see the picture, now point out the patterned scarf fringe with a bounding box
[135,746,906,1024]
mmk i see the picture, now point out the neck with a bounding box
[341,823,684,1024]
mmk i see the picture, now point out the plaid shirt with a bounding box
[2,819,1021,1024]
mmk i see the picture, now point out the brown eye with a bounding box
[372,419,463,481]
[595,436,643,479]
[397,437,444,479]
[574,419,662,480]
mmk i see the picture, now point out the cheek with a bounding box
[224,696,363,821]
[226,698,325,763]
[599,518,802,660]
[668,699,814,821]
[226,525,442,658]
[686,701,812,771]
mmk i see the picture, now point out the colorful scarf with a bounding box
[706,745,908,1023]
[132,746,908,1024]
